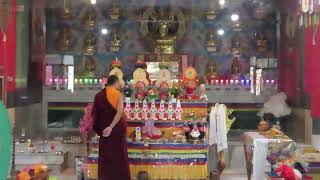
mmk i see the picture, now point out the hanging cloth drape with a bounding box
[209,103,228,153]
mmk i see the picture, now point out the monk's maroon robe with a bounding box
[92,89,131,180]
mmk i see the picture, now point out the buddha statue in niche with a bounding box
[256,32,268,52]
[109,32,121,52]
[83,56,97,77]
[56,26,73,52]
[154,7,176,54]
[206,60,219,80]
[82,6,97,29]
[230,57,242,79]
[83,31,97,55]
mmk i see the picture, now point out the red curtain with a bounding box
[0,0,16,92]
[304,25,320,118]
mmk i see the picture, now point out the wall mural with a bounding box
[46,0,277,80]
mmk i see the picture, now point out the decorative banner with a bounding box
[0,101,12,180]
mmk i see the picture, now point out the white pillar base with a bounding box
[312,135,320,151]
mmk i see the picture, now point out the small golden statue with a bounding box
[56,27,73,52]
[109,32,121,52]
[230,57,242,79]
[109,0,120,20]
[82,6,97,29]
[82,56,97,77]
[205,0,221,20]
[205,31,217,52]
[206,60,219,79]
[154,7,176,55]
[83,31,97,55]
[60,0,72,19]
[231,37,241,54]
[155,21,176,54]
[256,32,268,52]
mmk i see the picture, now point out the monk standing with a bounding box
[92,75,131,180]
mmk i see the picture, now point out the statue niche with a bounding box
[140,5,185,55]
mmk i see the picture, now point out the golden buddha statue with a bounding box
[57,27,73,52]
[109,33,121,52]
[256,32,268,52]
[60,0,72,19]
[109,0,120,20]
[206,60,219,79]
[231,37,241,54]
[83,31,97,55]
[230,57,242,79]
[82,6,97,29]
[83,56,97,77]
[205,0,220,20]
[155,22,176,54]
[205,32,217,52]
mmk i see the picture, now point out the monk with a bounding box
[92,75,131,180]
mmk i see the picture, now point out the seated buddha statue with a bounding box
[83,56,97,77]
[206,61,219,80]
[83,31,97,55]
[205,33,217,52]
[57,27,73,52]
[82,6,97,29]
[109,33,121,52]
[155,7,176,55]
[256,32,268,52]
[230,57,242,80]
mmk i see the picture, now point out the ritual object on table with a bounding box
[133,68,149,99]
[172,130,186,143]
[175,100,183,120]
[158,100,167,120]
[142,120,162,139]
[167,100,175,120]
[147,88,159,101]
[109,67,125,87]
[135,81,146,100]
[159,82,170,100]
[141,99,149,120]
[111,57,122,69]
[150,100,158,120]
[135,127,142,142]
[133,68,149,86]
[183,66,198,95]
[124,98,132,120]
[169,82,182,99]
[200,83,208,101]
[190,125,201,140]
[16,163,49,180]
[133,99,141,120]
[124,84,133,98]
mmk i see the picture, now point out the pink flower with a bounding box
[79,103,94,142]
